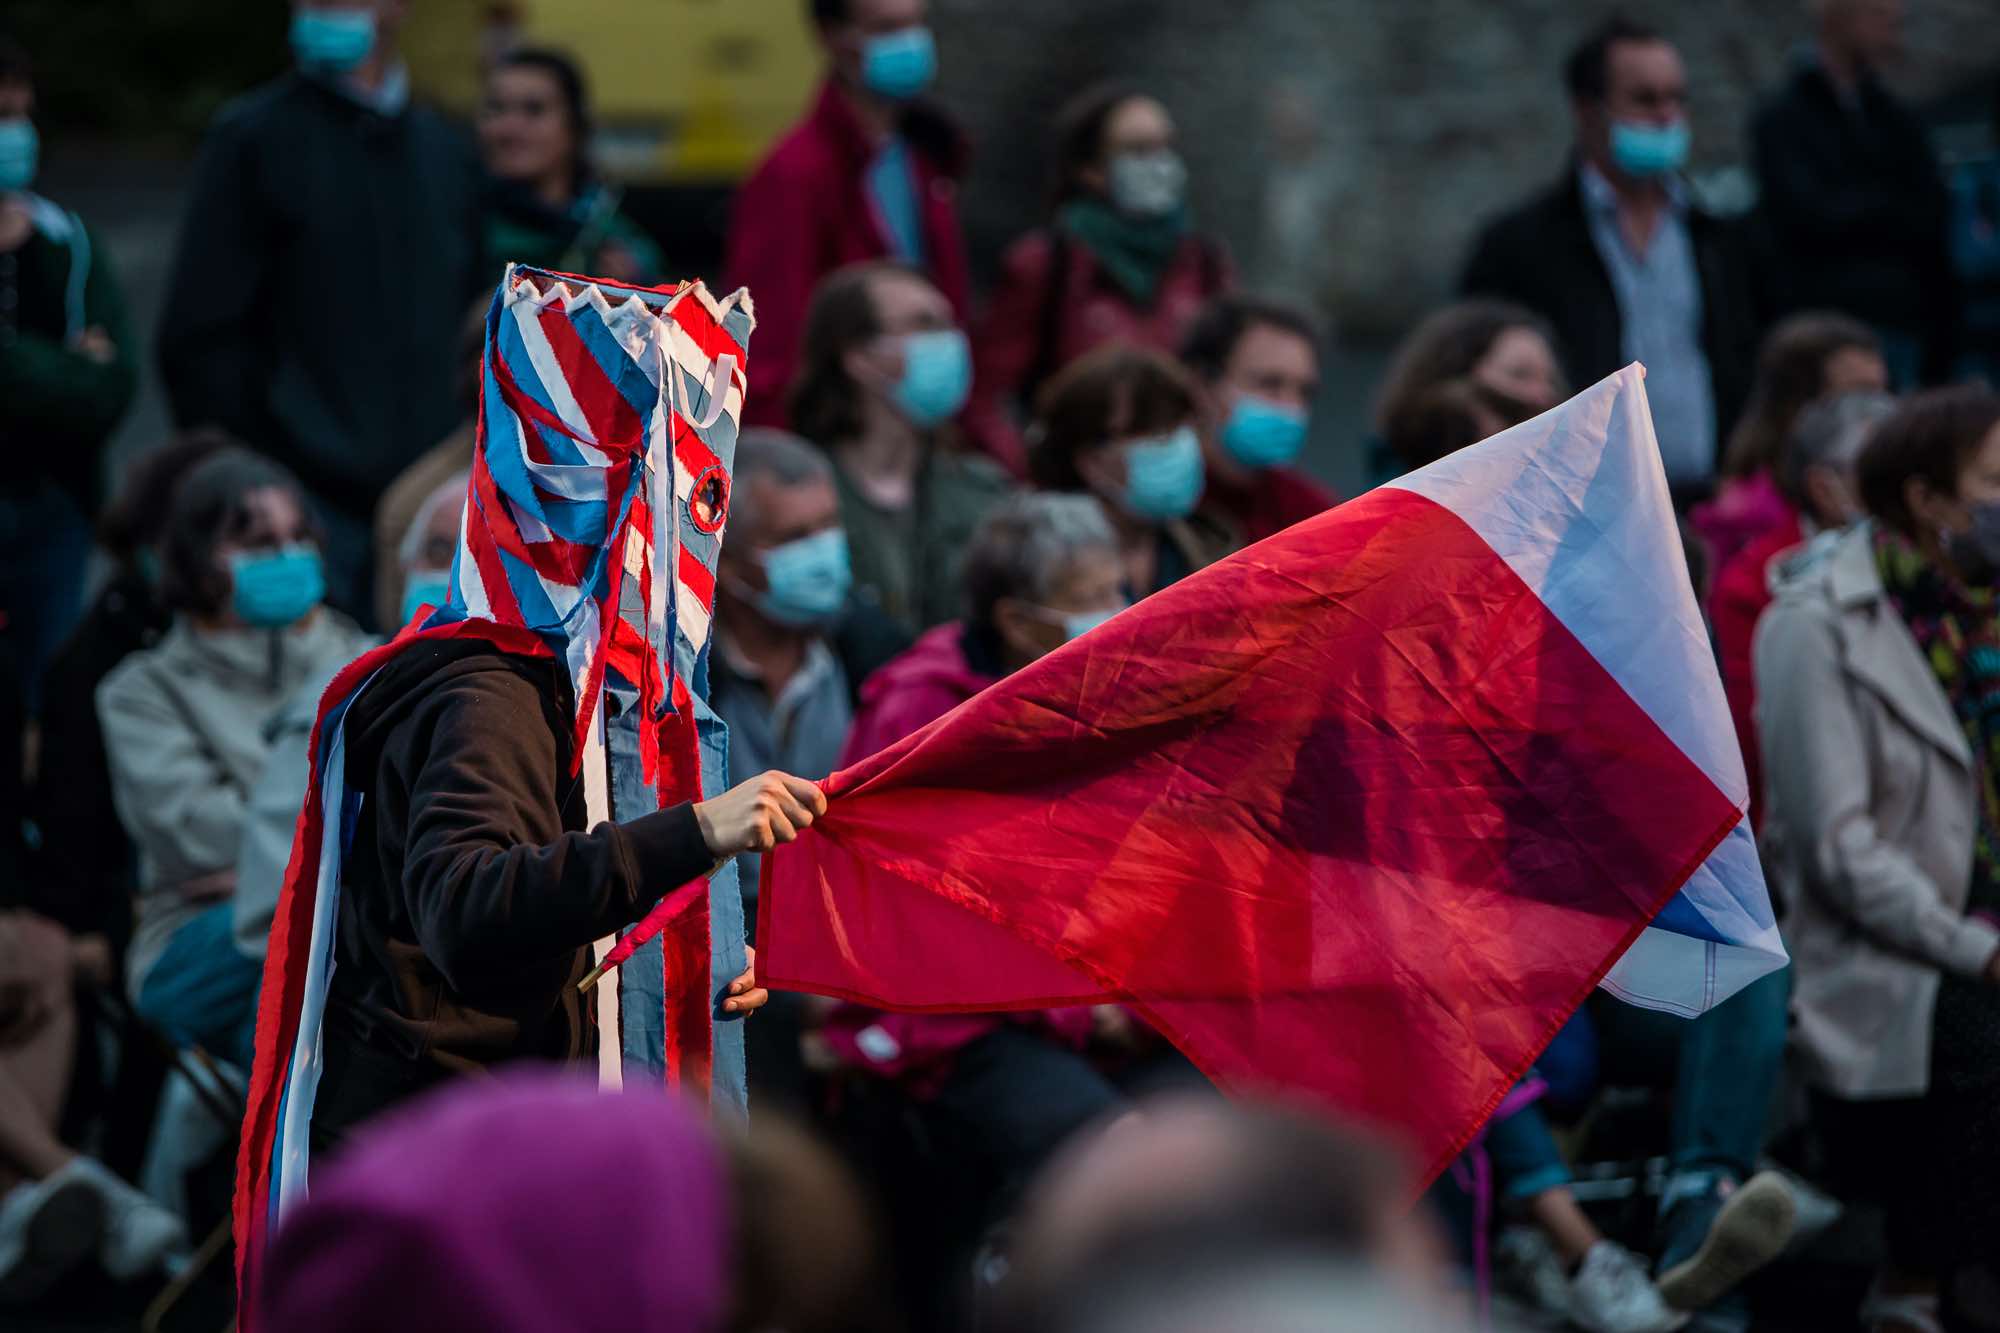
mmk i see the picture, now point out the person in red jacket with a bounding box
[1178,294,1337,547]
[966,83,1232,475]
[816,492,1133,1187]
[1712,389,1892,831]
[724,0,970,429]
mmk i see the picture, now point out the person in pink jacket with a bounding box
[817,492,1133,1183]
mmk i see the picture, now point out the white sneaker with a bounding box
[1495,1223,1573,1315]
[0,1159,106,1303]
[1569,1241,1689,1333]
[70,1158,187,1282]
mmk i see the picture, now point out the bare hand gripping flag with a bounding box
[235,266,753,1312]
[759,365,1786,1183]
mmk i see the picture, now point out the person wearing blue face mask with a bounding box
[157,0,484,628]
[1178,294,1337,550]
[96,450,373,1085]
[964,84,1233,477]
[1028,343,1231,601]
[790,262,1013,634]
[725,0,971,432]
[1461,17,1765,504]
[0,35,138,717]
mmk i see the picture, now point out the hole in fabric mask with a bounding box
[690,465,730,534]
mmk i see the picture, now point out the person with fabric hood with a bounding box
[967,84,1231,476]
[97,449,375,1070]
[478,47,662,285]
[1751,0,1958,385]
[726,0,969,428]
[1460,17,1764,498]
[789,261,1012,633]
[0,34,138,711]
[1028,343,1225,600]
[1757,387,2000,1330]
[1177,294,1333,547]
[156,0,485,623]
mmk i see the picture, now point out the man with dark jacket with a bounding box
[156,0,483,625]
[0,34,138,709]
[1751,0,1957,386]
[1461,18,1763,499]
[724,0,970,428]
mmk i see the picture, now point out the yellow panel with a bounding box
[404,0,822,184]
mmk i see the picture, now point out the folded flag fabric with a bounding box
[758,364,1786,1182]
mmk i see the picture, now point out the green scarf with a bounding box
[1875,524,2000,911]
[1055,196,1190,307]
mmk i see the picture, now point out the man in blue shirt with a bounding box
[1462,17,1766,502]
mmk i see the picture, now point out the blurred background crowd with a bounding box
[4,0,2000,1330]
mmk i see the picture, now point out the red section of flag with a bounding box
[757,486,1740,1183]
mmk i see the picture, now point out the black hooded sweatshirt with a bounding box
[312,639,711,1140]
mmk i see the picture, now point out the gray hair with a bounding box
[962,491,1117,627]
[1782,390,1897,512]
[730,428,835,542]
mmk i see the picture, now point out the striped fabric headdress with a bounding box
[234,266,754,1318]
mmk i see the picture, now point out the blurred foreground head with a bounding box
[256,1072,882,1333]
[999,1096,1451,1332]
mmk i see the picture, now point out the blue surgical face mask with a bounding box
[0,119,37,193]
[860,25,937,101]
[1221,395,1309,470]
[1609,119,1689,178]
[230,544,325,628]
[1120,425,1206,522]
[399,568,451,626]
[1108,150,1187,219]
[291,6,378,74]
[1054,603,1123,642]
[753,527,852,628]
[891,328,971,428]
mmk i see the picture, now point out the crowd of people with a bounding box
[2,0,1999,1329]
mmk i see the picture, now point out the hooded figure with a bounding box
[234,265,825,1316]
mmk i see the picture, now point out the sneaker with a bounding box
[0,1159,106,1304]
[1655,1171,1795,1312]
[1569,1241,1689,1333]
[70,1158,187,1282]
[1494,1224,1572,1315]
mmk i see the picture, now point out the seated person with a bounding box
[97,449,374,1068]
[821,492,1131,1185]
[0,911,184,1297]
[1028,343,1228,601]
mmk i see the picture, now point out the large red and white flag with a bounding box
[757,364,1786,1180]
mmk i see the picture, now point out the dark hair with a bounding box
[788,260,923,447]
[1857,387,2000,537]
[1381,377,1534,473]
[492,47,593,190]
[1030,343,1201,492]
[1565,16,1667,102]
[98,428,241,564]
[1720,311,1881,480]
[0,34,29,86]
[1177,294,1322,383]
[1050,82,1146,208]
[160,448,321,617]
[1372,300,1558,433]
[808,0,850,26]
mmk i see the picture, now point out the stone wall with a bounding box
[929,0,2000,334]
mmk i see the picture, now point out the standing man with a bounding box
[1177,294,1335,548]
[1752,0,1957,387]
[1461,18,1762,501]
[157,0,484,625]
[0,34,137,710]
[725,0,970,428]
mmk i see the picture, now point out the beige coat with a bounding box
[1755,526,2000,1098]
